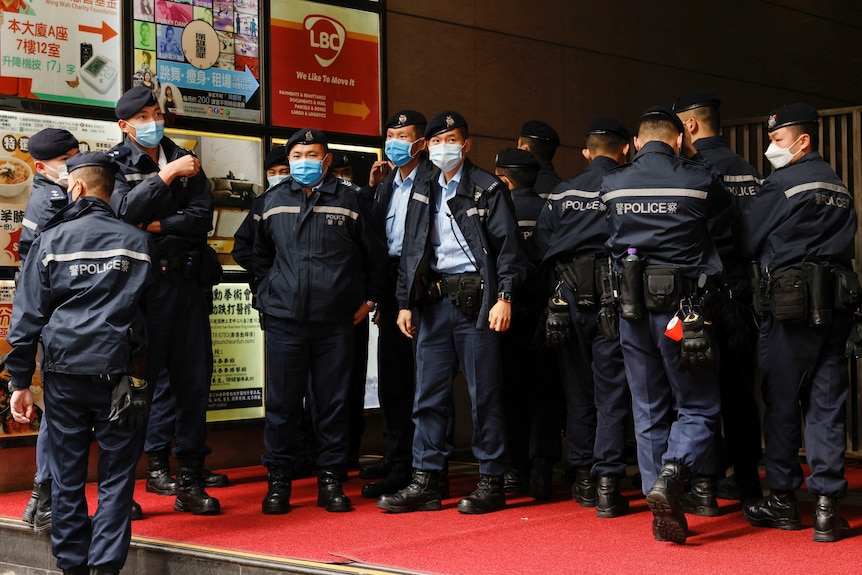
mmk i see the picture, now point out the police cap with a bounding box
[425,111,468,139]
[385,109,427,130]
[263,146,287,171]
[766,103,819,132]
[115,86,159,120]
[585,117,631,141]
[330,153,352,169]
[286,128,329,153]
[520,120,560,147]
[66,151,118,174]
[495,148,540,170]
[672,90,721,113]
[28,128,79,160]
[639,105,685,133]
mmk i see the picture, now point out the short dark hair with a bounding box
[637,118,681,143]
[788,122,820,151]
[73,166,114,197]
[497,166,537,190]
[585,133,628,155]
[690,106,721,132]
[521,137,556,162]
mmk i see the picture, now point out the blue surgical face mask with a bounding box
[385,138,420,168]
[132,120,165,148]
[267,174,289,188]
[289,159,324,186]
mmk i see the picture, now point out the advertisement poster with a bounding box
[0,280,42,438]
[270,0,381,136]
[0,110,122,266]
[0,0,121,108]
[132,0,261,123]
[208,282,265,422]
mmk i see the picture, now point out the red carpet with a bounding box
[1,463,862,575]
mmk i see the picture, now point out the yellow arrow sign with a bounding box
[333,101,370,120]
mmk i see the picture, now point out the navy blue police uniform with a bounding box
[6,152,154,574]
[519,120,562,199]
[741,104,856,541]
[108,87,220,512]
[535,117,631,512]
[600,107,731,543]
[494,147,564,499]
[673,90,765,501]
[253,129,387,512]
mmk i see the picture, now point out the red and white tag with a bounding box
[665,314,683,341]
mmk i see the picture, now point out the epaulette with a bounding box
[106,146,131,160]
[470,169,503,203]
[48,188,67,203]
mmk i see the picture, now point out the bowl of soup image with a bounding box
[0,156,33,197]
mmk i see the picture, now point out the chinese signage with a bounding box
[0,0,122,107]
[208,282,265,422]
[133,0,261,123]
[270,0,381,136]
[0,110,122,265]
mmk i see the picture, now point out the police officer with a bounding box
[109,85,221,515]
[741,103,855,543]
[494,147,564,500]
[600,106,730,543]
[7,151,154,575]
[253,128,386,514]
[517,120,562,199]
[360,110,435,499]
[378,111,529,515]
[673,90,765,510]
[17,127,78,531]
[535,117,632,517]
[330,152,354,184]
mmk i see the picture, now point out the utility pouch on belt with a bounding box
[555,261,579,293]
[574,253,598,309]
[644,265,681,313]
[803,261,833,326]
[596,258,619,340]
[448,274,484,320]
[748,261,770,316]
[834,267,861,313]
[619,257,646,321]
[769,269,807,323]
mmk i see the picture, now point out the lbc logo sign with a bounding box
[304,15,346,68]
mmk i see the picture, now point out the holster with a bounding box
[555,253,600,310]
[619,257,646,321]
[803,261,833,326]
[833,267,860,313]
[596,258,619,340]
[748,261,770,316]
[447,274,484,320]
[769,268,807,323]
[644,265,681,313]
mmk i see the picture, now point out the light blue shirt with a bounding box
[431,166,477,273]
[385,164,418,257]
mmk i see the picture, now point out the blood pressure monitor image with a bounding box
[80,54,118,94]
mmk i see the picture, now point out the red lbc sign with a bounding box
[271,12,381,136]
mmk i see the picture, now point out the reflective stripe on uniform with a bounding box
[312,206,358,220]
[262,206,301,219]
[548,189,599,201]
[123,171,159,183]
[724,174,764,185]
[22,218,37,231]
[784,181,850,199]
[42,248,152,267]
[602,188,710,202]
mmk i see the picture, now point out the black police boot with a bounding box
[503,465,530,495]
[362,461,412,499]
[62,566,88,575]
[130,499,143,521]
[262,466,292,514]
[813,495,850,543]
[146,451,178,496]
[317,467,352,512]
[457,475,506,515]
[377,469,443,513]
[646,462,691,544]
[203,468,230,488]
[89,565,120,575]
[682,475,720,517]
[529,458,554,500]
[33,479,52,533]
[715,473,741,500]
[742,489,802,531]
[572,467,597,507]
[174,460,220,515]
[359,458,390,480]
[22,477,39,524]
[596,475,629,518]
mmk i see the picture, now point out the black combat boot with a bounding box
[457,475,506,515]
[261,466,292,514]
[33,479,52,533]
[503,465,530,495]
[202,467,230,488]
[528,457,554,500]
[596,475,629,518]
[742,489,802,530]
[646,462,691,544]
[89,565,120,575]
[572,467,597,507]
[317,467,352,512]
[22,477,40,524]
[813,495,850,542]
[682,475,720,516]
[359,458,390,480]
[362,461,412,499]
[377,469,443,513]
[146,450,178,496]
[174,459,221,515]
[130,500,143,521]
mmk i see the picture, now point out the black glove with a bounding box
[678,311,715,372]
[545,297,571,348]
[108,376,150,431]
[846,319,862,358]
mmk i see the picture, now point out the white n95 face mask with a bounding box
[764,137,802,170]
